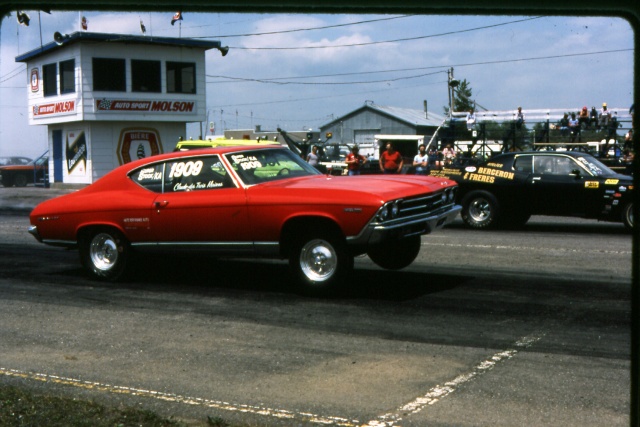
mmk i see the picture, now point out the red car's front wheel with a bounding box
[289,232,353,296]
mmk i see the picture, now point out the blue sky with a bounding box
[0,11,634,157]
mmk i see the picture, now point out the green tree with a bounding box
[443,79,475,115]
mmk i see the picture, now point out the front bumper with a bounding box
[347,204,461,246]
[28,225,42,242]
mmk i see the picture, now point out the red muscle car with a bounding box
[29,146,460,295]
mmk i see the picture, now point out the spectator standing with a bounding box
[441,144,456,166]
[607,111,620,141]
[559,113,570,137]
[624,129,633,150]
[466,109,476,131]
[379,143,403,174]
[306,145,319,167]
[345,145,367,176]
[589,106,599,129]
[412,144,429,175]
[599,102,611,129]
[568,112,580,142]
[515,106,525,129]
[427,145,439,171]
[578,106,590,129]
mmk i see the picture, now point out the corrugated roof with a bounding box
[321,102,446,129]
[371,104,446,127]
[16,31,223,62]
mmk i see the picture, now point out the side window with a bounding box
[513,156,532,173]
[131,164,164,193]
[163,156,234,193]
[43,63,57,96]
[59,59,75,94]
[93,58,126,91]
[534,156,575,175]
[132,59,161,93]
[166,62,195,94]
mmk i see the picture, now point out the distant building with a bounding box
[15,31,226,187]
[319,101,445,148]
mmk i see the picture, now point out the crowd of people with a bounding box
[304,102,635,175]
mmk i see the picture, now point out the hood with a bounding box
[253,174,455,201]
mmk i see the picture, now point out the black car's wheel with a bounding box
[13,174,28,187]
[79,228,130,281]
[367,235,421,270]
[461,190,501,229]
[289,232,353,296]
[622,202,633,230]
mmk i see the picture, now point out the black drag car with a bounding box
[431,151,634,230]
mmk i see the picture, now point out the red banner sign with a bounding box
[97,99,195,113]
[33,100,76,116]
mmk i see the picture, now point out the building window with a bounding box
[59,59,75,94]
[43,62,57,96]
[132,59,161,93]
[166,62,195,94]
[93,58,126,91]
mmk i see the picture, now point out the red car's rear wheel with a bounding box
[79,228,130,281]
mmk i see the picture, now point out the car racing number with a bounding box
[169,160,204,178]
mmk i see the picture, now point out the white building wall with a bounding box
[20,35,212,186]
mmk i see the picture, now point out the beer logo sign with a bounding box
[117,128,162,165]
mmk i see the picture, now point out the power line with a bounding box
[190,15,414,39]
[206,48,631,85]
[228,16,544,50]
[207,70,446,85]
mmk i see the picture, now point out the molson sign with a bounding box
[33,100,76,117]
[96,99,195,113]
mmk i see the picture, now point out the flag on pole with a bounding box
[140,20,146,34]
[171,11,183,26]
[81,16,88,31]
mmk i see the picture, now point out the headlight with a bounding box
[376,201,400,222]
[448,188,456,203]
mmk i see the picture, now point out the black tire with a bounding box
[367,235,422,270]
[622,202,633,230]
[289,232,353,296]
[13,174,28,187]
[79,228,130,281]
[460,190,501,229]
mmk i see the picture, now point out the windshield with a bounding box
[574,155,618,176]
[225,148,320,185]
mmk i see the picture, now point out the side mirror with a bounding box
[570,169,581,178]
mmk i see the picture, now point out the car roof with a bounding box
[125,145,288,169]
[174,138,281,151]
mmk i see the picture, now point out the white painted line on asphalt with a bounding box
[422,241,631,255]
[0,367,361,426]
[0,333,544,427]
[364,333,545,427]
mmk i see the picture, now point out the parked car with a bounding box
[29,146,460,295]
[431,151,634,230]
[0,153,48,187]
[0,156,32,167]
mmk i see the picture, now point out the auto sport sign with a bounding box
[97,99,195,113]
[117,128,162,165]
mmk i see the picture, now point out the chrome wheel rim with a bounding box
[89,233,119,272]
[299,239,337,282]
[469,198,491,223]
